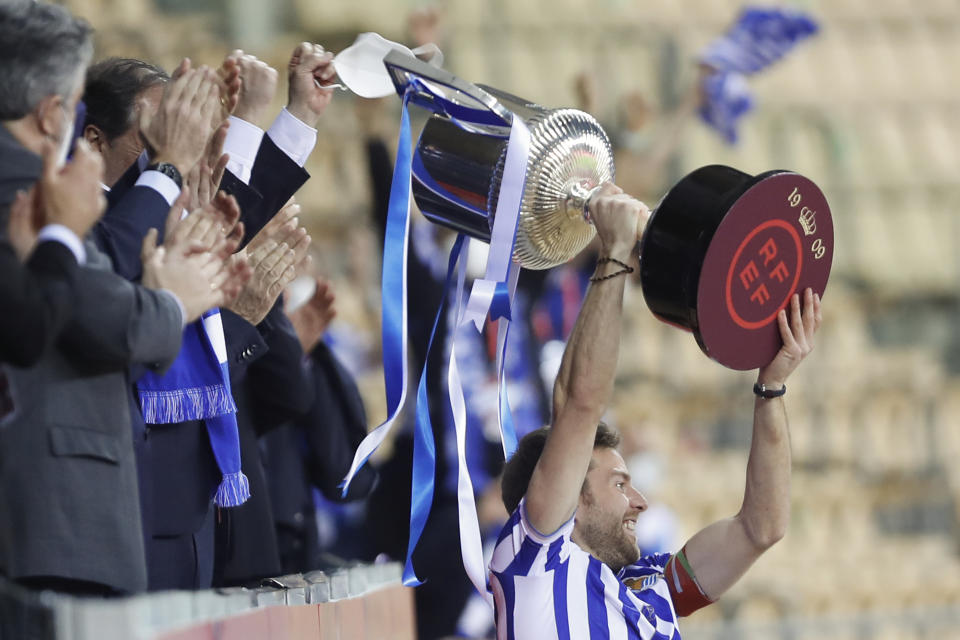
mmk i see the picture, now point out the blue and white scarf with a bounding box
[137,309,250,507]
[699,6,819,143]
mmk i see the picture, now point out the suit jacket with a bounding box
[0,125,183,594]
[133,133,308,585]
[0,240,78,368]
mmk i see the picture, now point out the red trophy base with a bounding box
[639,166,833,370]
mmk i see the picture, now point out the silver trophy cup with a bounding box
[385,51,613,270]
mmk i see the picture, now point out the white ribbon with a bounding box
[446,115,531,607]
[463,117,531,331]
[447,244,494,605]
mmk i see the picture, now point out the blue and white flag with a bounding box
[699,6,819,143]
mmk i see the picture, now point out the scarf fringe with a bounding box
[214,471,250,507]
[139,384,237,424]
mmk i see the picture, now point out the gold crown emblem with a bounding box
[798,207,817,236]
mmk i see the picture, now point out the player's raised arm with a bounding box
[669,288,821,614]
[523,183,650,535]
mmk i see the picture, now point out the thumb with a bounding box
[164,189,191,241]
[636,201,651,241]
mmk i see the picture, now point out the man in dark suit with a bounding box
[143,46,327,591]
[78,45,328,590]
[0,1,243,595]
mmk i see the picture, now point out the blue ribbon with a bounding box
[493,265,521,460]
[489,280,513,322]
[404,234,466,586]
[339,88,416,496]
[382,90,414,414]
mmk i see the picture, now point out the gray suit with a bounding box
[0,124,183,593]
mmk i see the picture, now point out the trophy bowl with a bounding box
[411,86,614,270]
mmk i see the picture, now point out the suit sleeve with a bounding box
[240,135,310,243]
[0,241,78,367]
[218,169,264,249]
[57,262,183,372]
[90,181,173,282]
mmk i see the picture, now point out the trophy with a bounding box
[383,51,833,370]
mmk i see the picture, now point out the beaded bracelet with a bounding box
[589,257,635,282]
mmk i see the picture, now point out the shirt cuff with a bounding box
[159,288,188,328]
[135,170,181,207]
[267,107,317,167]
[224,116,265,185]
[36,224,85,265]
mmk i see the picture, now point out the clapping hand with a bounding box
[141,65,225,177]
[227,50,279,127]
[226,199,311,325]
[142,191,251,323]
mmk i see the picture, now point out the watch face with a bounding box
[150,162,182,189]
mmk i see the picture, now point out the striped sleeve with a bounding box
[490,499,575,575]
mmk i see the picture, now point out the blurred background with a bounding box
[56,0,960,637]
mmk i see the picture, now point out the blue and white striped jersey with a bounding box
[489,501,680,640]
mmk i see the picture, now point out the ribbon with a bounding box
[344,73,529,600]
[493,265,521,460]
[340,89,415,495]
[462,117,531,331]
[448,106,530,602]
[404,234,466,586]
[447,246,492,603]
[445,170,525,601]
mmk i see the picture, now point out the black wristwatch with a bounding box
[145,162,183,190]
[753,382,786,398]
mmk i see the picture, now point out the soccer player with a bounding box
[491,182,821,638]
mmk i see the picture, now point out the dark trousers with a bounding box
[146,501,215,591]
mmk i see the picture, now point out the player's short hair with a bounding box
[501,422,620,515]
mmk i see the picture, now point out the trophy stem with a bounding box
[566,181,602,223]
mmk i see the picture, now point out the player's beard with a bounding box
[576,490,641,573]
